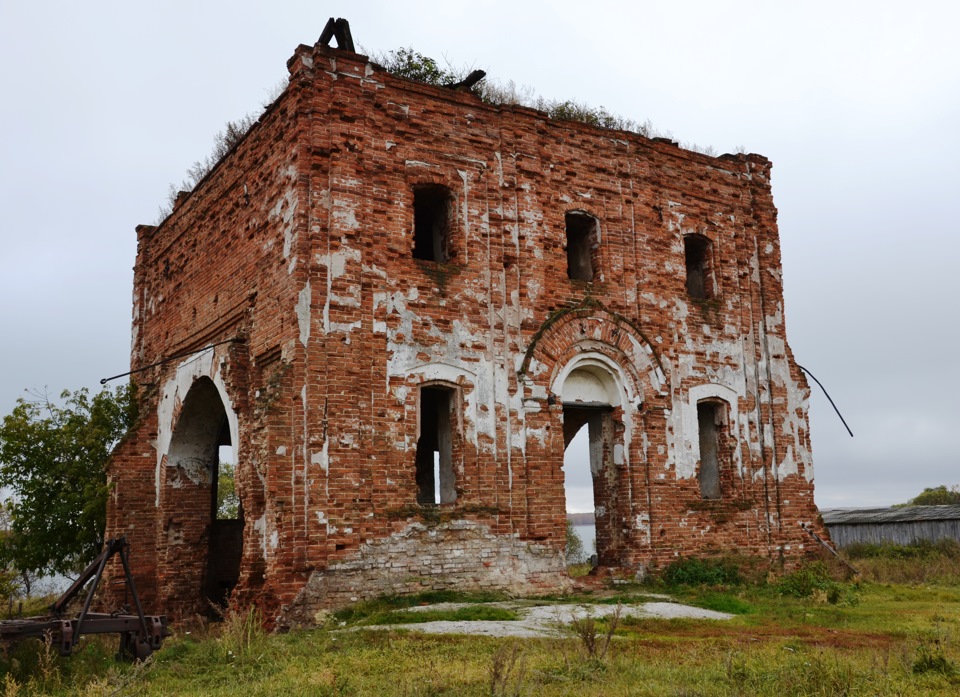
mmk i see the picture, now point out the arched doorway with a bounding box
[165,377,243,611]
[559,361,624,569]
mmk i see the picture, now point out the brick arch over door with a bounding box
[519,305,667,404]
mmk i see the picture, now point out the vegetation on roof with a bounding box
[373,48,710,148]
[156,46,726,224]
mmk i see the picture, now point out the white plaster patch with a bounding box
[155,349,239,507]
[296,282,311,347]
[254,514,267,558]
[311,441,329,474]
[332,200,360,230]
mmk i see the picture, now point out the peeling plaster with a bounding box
[296,282,311,347]
[156,349,239,508]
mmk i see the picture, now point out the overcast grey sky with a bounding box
[1,1,957,508]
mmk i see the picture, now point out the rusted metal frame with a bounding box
[0,614,167,657]
[66,541,114,649]
[0,536,170,658]
[51,539,116,615]
[117,539,151,640]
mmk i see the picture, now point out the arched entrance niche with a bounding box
[164,376,243,612]
[555,354,633,568]
[519,304,667,567]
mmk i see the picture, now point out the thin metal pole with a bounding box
[797,364,854,437]
[72,539,116,648]
[100,338,242,384]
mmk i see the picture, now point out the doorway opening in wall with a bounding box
[696,400,725,500]
[208,434,243,610]
[416,385,457,505]
[562,405,611,573]
[166,377,244,615]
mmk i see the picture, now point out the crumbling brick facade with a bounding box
[107,36,821,626]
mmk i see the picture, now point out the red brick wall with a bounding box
[106,40,822,624]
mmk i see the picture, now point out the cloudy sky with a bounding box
[1,1,957,509]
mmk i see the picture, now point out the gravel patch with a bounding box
[356,598,732,638]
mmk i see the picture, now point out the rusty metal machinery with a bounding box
[0,537,169,659]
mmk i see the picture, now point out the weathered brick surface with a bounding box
[106,39,822,626]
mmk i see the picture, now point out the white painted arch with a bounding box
[552,351,642,411]
[156,348,240,507]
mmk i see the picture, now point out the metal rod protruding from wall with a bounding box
[99,338,243,385]
[797,364,854,437]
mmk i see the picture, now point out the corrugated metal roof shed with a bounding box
[821,505,960,525]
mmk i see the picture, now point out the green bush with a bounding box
[778,561,834,598]
[777,562,859,605]
[913,642,956,676]
[662,557,742,586]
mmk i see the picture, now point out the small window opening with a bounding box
[697,401,724,499]
[684,235,713,299]
[413,186,453,262]
[565,212,598,281]
[215,445,240,520]
[416,386,456,504]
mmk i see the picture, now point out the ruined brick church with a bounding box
[107,24,822,626]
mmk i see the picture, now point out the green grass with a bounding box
[357,605,519,626]
[331,590,508,625]
[3,571,960,695]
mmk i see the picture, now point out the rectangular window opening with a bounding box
[215,444,240,521]
[565,212,597,281]
[697,402,723,499]
[416,386,456,504]
[685,235,713,300]
[413,186,452,262]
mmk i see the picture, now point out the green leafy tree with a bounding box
[376,47,459,85]
[0,384,137,577]
[908,485,960,506]
[566,519,585,565]
[217,462,240,519]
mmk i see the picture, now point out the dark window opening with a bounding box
[413,186,453,262]
[697,401,724,499]
[684,234,713,299]
[209,419,243,608]
[565,212,598,281]
[416,386,456,504]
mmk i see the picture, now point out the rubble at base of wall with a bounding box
[279,519,572,628]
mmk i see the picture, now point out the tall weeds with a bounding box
[488,642,526,697]
[844,539,960,585]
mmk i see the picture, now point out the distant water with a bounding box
[573,524,596,559]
